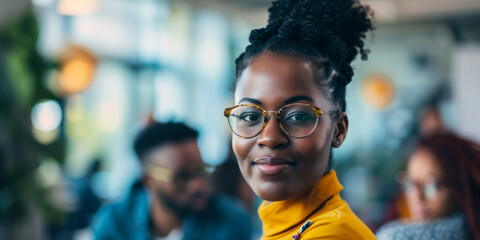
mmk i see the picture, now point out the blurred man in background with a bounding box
[91,122,252,240]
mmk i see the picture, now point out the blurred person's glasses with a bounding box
[399,174,446,200]
[146,165,208,186]
[224,103,339,139]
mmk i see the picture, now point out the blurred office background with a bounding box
[1,0,480,239]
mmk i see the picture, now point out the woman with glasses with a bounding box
[376,133,480,240]
[223,0,375,239]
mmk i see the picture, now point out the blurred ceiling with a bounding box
[1,0,480,29]
[187,0,480,27]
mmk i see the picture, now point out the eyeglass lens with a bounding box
[402,178,440,200]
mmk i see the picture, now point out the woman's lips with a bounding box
[252,157,295,175]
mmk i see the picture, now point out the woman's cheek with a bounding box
[232,136,254,173]
[232,136,253,160]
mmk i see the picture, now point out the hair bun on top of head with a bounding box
[236,0,373,110]
[247,0,373,72]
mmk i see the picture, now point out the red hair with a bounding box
[417,133,480,240]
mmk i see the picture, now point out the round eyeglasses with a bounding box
[399,175,446,200]
[224,103,339,139]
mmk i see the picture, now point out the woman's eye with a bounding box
[286,112,313,122]
[240,113,261,122]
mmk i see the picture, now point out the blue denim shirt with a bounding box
[91,181,252,240]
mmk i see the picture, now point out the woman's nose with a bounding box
[406,185,425,201]
[256,116,288,149]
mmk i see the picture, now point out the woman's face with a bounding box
[232,53,347,201]
[405,148,457,221]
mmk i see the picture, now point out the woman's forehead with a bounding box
[234,54,328,106]
[408,148,444,178]
[248,53,313,79]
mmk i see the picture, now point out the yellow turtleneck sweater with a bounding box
[258,170,376,240]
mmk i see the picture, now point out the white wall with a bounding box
[453,45,480,143]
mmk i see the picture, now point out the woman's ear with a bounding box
[332,112,348,148]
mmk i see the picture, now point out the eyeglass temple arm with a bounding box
[146,165,174,183]
[224,108,232,117]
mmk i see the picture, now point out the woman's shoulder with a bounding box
[376,212,470,240]
[314,195,369,227]
[301,201,376,239]
[375,220,405,240]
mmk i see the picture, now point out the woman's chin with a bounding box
[257,193,288,202]
[252,182,297,202]
[410,210,432,222]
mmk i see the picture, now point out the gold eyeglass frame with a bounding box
[145,164,209,184]
[224,103,339,139]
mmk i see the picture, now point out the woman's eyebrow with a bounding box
[238,97,262,105]
[285,95,314,104]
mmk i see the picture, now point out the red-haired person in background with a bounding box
[377,133,480,240]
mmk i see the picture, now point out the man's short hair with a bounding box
[133,121,199,163]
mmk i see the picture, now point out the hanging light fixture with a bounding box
[57,0,99,16]
[361,72,395,110]
[57,45,97,95]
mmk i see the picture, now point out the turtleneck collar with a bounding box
[258,170,343,238]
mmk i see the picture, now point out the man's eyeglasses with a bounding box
[146,165,207,185]
[224,103,339,139]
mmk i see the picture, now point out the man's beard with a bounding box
[156,190,210,218]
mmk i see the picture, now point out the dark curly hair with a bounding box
[234,0,374,112]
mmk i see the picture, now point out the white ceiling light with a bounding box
[57,0,99,16]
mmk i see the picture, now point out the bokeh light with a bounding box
[58,45,97,95]
[60,59,95,94]
[32,0,55,7]
[31,100,63,132]
[32,127,60,145]
[57,0,99,16]
[35,158,62,187]
[97,102,121,133]
[361,73,396,110]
